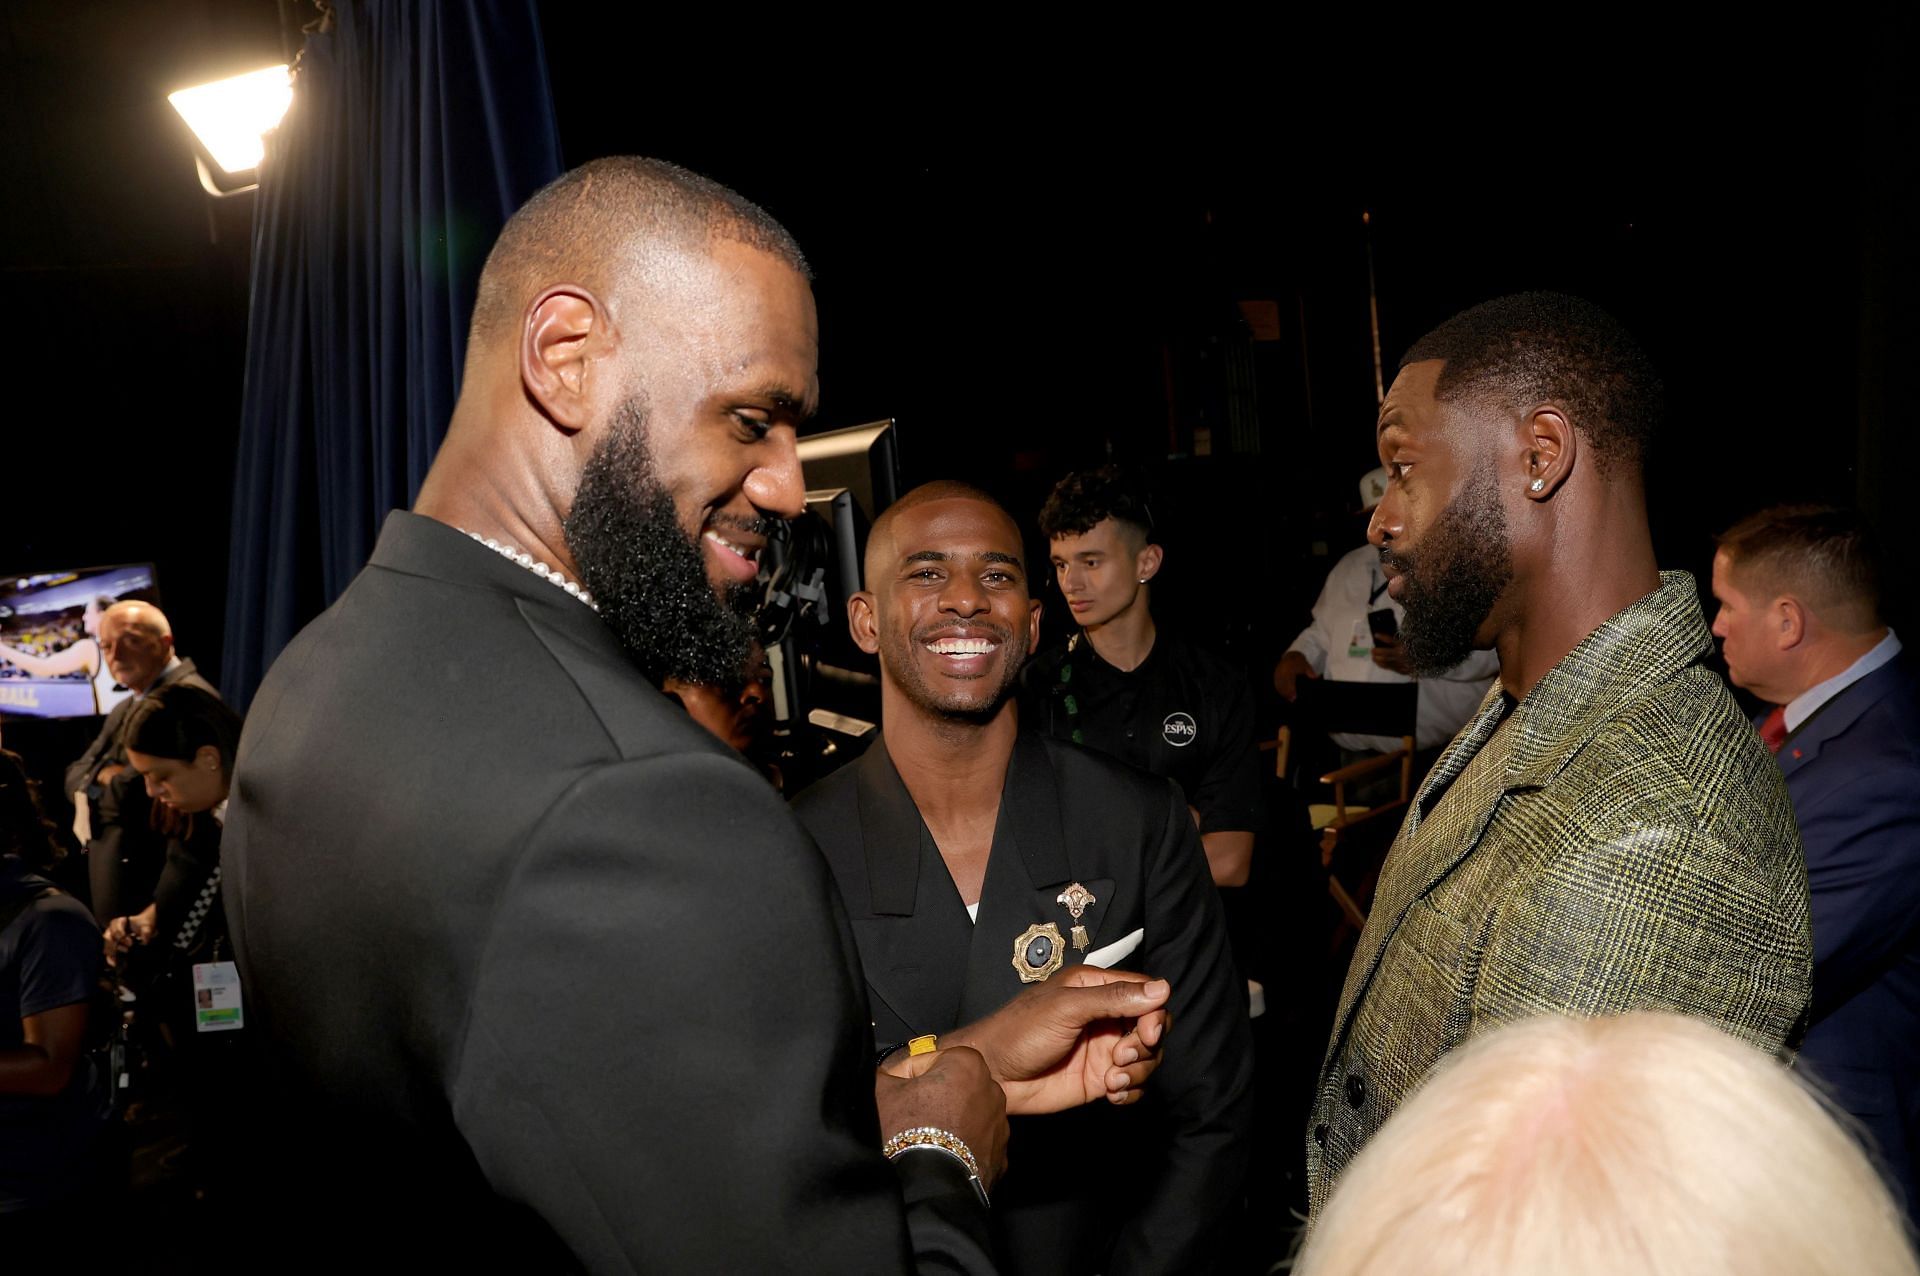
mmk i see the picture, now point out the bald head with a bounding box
[98,600,174,693]
[414,152,819,667]
[101,601,170,640]
[864,481,1021,589]
[467,156,810,358]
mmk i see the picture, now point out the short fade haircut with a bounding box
[469,156,809,347]
[1716,504,1885,634]
[864,480,1021,587]
[1298,1013,1919,1276]
[1401,292,1664,477]
[1037,465,1156,544]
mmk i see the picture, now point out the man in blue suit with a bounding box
[1712,504,1920,1225]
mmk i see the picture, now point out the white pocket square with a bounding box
[1082,927,1144,969]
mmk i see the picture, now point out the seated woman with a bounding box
[104,684,246,1198]
[105,684,241,964]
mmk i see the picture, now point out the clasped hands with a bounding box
[873,967,1170,1192]
[883,966,1169,1115]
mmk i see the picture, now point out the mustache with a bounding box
[913,620,1012,644]
[1379,546,1412,574]
[708,511,779,538]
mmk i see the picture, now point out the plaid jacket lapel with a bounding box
[1409,684,1510,832]
[1328,688,1513,1060]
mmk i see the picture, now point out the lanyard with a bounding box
[1055,633,1086,745]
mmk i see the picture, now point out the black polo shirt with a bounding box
[1022,631,1265,836]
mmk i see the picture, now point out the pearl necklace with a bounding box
[462,531,599,611]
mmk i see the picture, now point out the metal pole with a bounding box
[1364,210,1385,406]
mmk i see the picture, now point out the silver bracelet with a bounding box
[883,1126,990,1207]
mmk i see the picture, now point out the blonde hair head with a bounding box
[1298,1013,1917,1276]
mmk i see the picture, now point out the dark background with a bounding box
[3,2,1914,717]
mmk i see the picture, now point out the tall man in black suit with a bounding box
[793,482,1256,1275]
[224,158,1169,1272]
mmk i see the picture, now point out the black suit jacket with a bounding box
[792,733,1255,1276]
[223,511,992,1273]
[64,657,219,923]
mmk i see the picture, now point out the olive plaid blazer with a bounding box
[1307,573,1812,1211]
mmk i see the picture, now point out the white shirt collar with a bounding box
[1784,629,1902,733]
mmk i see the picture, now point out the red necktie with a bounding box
[1758,705,1789,755]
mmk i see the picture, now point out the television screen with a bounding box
[0,564,160,719]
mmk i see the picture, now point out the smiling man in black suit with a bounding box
[792,481,1255,1276]
[226,158,1034,1273]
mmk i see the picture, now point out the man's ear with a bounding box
[1135,543,1165,583]
[519,287,606,434]
[1775,596,1808,650]
[848,591,881,656]
[1028,597,1043,650]
[1521,403,1576,502]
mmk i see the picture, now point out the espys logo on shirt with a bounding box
[1162,712,1198,747]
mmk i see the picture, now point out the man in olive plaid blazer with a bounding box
[1308,294,1812,1213]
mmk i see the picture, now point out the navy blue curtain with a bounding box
[222,1,563,708]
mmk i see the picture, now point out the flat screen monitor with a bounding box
[0,563,160,719]
[759,421,902,750]
[796,419,899,525]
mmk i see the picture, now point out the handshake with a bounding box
[872,966,1171,1191]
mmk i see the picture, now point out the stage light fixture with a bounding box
[168,64,293,187]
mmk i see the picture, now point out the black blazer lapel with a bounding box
[957,735,1116,1022]
[853,740,973,1037]
[958,786,1037,1025]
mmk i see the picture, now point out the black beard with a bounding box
[1384,462,1513,675]
[563,397,759,687]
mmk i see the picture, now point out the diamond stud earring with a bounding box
[1529,478,1546,493]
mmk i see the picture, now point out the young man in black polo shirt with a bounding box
[1022,467,1264,886]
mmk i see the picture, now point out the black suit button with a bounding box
[1345,1074,1367,1108]
[1312,1123,1329,1147]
